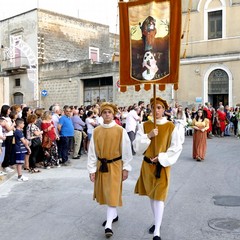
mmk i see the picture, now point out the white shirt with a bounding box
[133,118,182,167]
[125,109,140,133]
[52,113,60,136]
[86,117,95,134]
[2,117,13,136]
[87,121,132,173]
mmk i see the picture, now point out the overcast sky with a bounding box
[0,0,120,33]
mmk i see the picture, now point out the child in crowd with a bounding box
[14,118,31,182]
[0,117,7,176]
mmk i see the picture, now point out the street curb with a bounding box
[0,171,16,185]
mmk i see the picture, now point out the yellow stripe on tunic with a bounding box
[93,124,123,206]
[135,120,175,201]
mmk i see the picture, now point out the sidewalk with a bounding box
[0,169,16,184]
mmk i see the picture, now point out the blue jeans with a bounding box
[59,136,71,163]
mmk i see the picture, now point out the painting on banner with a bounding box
[119,0,181,91]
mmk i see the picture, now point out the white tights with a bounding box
[150,199,164,237]
[105,206,117,229]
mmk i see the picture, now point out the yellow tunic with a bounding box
[93,124,123,206]
[135,120,175,201]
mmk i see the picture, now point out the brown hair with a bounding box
[34,108,44,118]
[42,111,52,121]
[27,114,38,124]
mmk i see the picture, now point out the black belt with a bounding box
[74,129,82,131]
[144,156,162,179]
[98,156,122,173]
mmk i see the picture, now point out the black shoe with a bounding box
[72,156,80,159]
[102,216,118,227]
[105,228,113,238]
[149,225,155,234]
[153,236,161,240]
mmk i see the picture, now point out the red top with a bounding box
[41,121,56,141]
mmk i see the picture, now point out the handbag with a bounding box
[42,134,52,149]
[31,137,42,147]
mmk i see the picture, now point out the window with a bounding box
[89,47,99,62]
[208,69,228,94]
[15,78,20,87]
[10,35,22,66]
[208,10,222,39]
[13,92,23,104]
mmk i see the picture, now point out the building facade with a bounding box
[1,0,240,109]
[179,0,240,108]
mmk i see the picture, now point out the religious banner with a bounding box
[119,0,182,92]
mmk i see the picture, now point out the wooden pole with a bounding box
[153,84,156,129]
[153,84,157,156]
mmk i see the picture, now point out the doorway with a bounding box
[208,69,229,109]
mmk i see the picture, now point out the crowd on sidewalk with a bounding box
[0,100,240,180]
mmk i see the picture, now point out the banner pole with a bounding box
[153,84,156,129]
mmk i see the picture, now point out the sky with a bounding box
[0,0,120,33]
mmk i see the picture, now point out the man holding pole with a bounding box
[133,97,182,240]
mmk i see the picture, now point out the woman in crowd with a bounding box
[230,107,238,137]
[236,107,240,138]
[41,111,60,168]
[173,105,187,144]
[34,108,44,130]
[0,105,15,173]
[121,106,128,128]
[85,110,97,152]
[0,117,7,175]
[21,106,32,170]
[192,109,209,161]
[27,114,43,173]
[185,107,193,136]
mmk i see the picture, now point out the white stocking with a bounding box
[150,199,155,218]
[105,206,117,229]
[153,200,164,237]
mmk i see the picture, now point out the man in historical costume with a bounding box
[87,102,132,238]
[133,97,182,240]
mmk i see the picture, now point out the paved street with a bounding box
[0,135,240,240]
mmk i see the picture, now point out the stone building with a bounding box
[1,0,240,109]
[179,0,240,108]
[0,8,171,109]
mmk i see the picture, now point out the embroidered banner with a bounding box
[119,0,181,92]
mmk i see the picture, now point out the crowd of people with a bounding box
[0,99,239,240]
[0,101,240,178]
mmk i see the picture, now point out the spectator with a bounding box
[85,110,98,152]
[42,111,60,168]
[0,105,15,173]
[0,117,7,176]
[71,108,85,159]
[26,114,43,172]
[57,107,74,166]
[125,106,143,155]
[14,118,31,182]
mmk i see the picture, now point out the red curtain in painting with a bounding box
[119,0,182,92]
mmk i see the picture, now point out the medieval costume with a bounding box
[87,102,132,238]
[133,97,182,240]
[192,117,209,161]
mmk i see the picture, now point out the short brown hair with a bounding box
[27,114,38,124]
